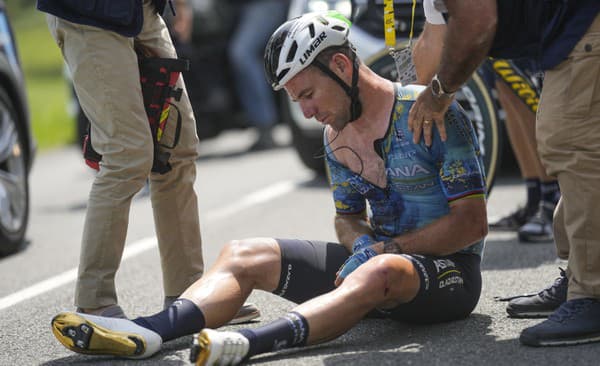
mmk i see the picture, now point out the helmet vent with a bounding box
[277,69,290,83]
[308,24,315,38]
[287,42,298,63]
[332,25,346,32]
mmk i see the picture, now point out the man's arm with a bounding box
[436,0,497,92]
[412,22,446,85]
[334,213,374,253]
[375,196,487,256]
[408,0,497,146]
[334,195,487,286]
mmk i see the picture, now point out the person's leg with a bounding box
[518,178,560,243]
[51,237,285,358]
[493,80,560,241]
[535,19,600,303]
[122,238,346,340]
[506,79,560,242]
[491,81,542,230]
[136,238,346,344]
[47,15,153,314]
[134,0,205,303]
[228,0,289,149]
[178,238,283,327]
[293,254,420,344]
[506,81,560,242]
[521,14,600,346]
[495,81,542,181]
[192,253,421,365]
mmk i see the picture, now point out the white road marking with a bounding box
[0,178,308,311]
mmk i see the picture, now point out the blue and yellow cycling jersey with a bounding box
[325,84,486,256]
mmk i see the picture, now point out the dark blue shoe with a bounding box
[506,268,567,318]
[520,298,600,346]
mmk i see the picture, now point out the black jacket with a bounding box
[489,0,600,70]
[37,0,169,37]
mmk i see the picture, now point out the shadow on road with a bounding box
[39,307,600,365]
[39,336,194,365]
[248,311,599,365]
[249,314,494,365]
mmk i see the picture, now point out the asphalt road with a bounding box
[0,127,598,365]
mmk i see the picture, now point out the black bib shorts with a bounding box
[272,239,481,324]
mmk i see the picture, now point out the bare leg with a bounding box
[188,253,422,365]
[292,254,420,345]
[51,238,283,358]
[181,238,282,328]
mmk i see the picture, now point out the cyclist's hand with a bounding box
[334,247,378,286]
[408,86,454,146]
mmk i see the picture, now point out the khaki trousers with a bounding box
[537,14,600,300]
[47,0,204,308]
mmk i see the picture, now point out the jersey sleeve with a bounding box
[434,104,486,201]
[424,0,447,25]
[324,133,367,215]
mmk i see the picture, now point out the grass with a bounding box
[9,6,76,150]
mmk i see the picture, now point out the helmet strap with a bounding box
[313,55,362,122]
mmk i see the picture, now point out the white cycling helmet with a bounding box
[264,11,362,121]
[264,11,351,90]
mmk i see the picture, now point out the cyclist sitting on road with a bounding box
[49,12,488,364]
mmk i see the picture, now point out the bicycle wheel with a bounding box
[366,50,502,194]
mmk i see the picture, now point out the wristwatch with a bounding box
[430,74,456,99]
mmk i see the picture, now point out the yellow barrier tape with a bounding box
[383,0,396,48]
[384,0,417,49]
[408,0,416,45]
